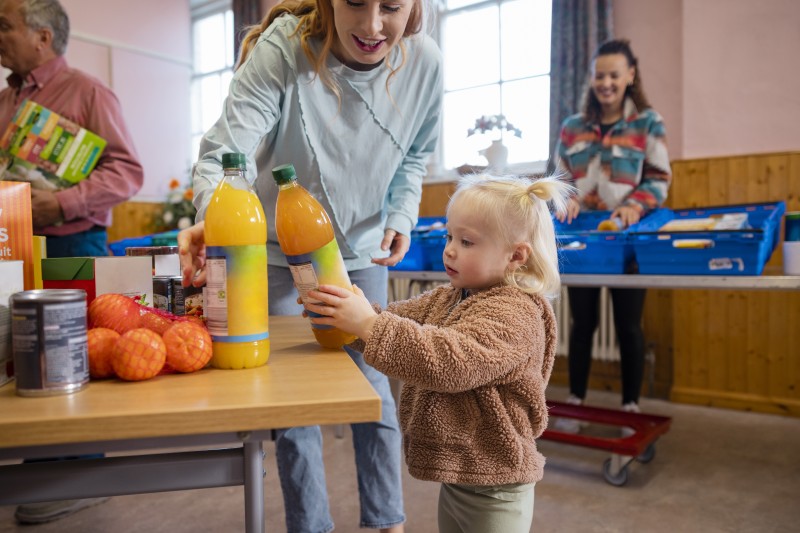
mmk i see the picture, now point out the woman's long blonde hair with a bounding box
[447,174,573,299]
[236,0,424,101]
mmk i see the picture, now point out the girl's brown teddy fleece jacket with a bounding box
[356,284,557,486]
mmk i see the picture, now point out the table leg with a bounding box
[243,440,265,533]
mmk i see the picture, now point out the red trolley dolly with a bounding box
[541,400,672,486]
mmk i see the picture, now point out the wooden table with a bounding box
[0,316,381,533]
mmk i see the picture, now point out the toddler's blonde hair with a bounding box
[446,173,572,298]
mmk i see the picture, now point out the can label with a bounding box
[12,296,88,396]
[153,276,173,312]
[786,212,800,242]
[171,277,203,318]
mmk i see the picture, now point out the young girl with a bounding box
[305,173,572,532]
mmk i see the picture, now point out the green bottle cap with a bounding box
[222,153,246,169]
[272,163,297,185]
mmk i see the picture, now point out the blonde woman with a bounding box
[181,0,442,531]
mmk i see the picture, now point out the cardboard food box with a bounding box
[0,181,34,289]
[0,99,107,190]
[0,260,24,387]
[32,235,46,289]
[42,256,153,306]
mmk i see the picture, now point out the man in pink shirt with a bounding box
[0,0,143,525]
[0,0,143,258]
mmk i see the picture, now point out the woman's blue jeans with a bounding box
[268,264,405,533]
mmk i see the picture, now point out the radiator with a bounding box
[554,286,620,362]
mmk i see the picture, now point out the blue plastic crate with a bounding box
[108,235,153,256]
[554,210,636,274]
[107,230,180,257]
[420,228,447,271]
[390,217,446,271]
[630,202,786,275]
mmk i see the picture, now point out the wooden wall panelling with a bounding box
[418,181,456,217]
[108,201,160,242]
[669,152,800,417]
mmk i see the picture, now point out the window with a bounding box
[190,1,234,162]
[438,0,551,171]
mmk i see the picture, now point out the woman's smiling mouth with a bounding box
[353,35,384,52]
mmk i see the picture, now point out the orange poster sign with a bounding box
[0,181,34,289]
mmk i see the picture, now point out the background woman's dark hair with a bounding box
[580,38,651,123]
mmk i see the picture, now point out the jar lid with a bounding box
[125,246,179,256]
[272,163,297,184]
[222,152,246,169]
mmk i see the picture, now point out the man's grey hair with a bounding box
[21,0,70,56]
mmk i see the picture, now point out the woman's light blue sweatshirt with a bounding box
[193,14,443,270]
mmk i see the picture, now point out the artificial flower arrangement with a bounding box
[467,114,522,139]
[153,177,196,232]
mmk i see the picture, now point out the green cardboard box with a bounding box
[42,256,153,306]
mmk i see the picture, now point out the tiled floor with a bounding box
[2,385,799,532]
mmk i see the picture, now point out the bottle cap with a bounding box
[222,153,246,169]
[272,163,297,184]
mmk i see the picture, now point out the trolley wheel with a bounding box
[602,458,629,486]
[637,443,656,464]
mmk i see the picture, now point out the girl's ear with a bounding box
[509,242,532,270]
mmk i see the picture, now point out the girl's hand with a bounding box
[305,284,378,342]
[177,221,207,287]
[556,197,581,223]
[371,229,410,267]
[611,205,642,227]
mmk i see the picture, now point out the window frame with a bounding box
[435,0,551,176]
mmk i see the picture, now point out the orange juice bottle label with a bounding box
[205,244,270,342]
[286,239,351,332]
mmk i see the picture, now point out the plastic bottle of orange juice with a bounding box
[272,163,356,349]
[203,153,270,368]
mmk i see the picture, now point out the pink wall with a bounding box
[615,0,800,160]
[614,0,684,158]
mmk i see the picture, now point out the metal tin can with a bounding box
[152,276,173,313]
[171,277,204,318]
[11,289,89,397]
[785,212,800,242]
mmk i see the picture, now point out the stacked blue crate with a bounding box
[629,202,786,275]
[554,210,637,274]
[390,217,446,271]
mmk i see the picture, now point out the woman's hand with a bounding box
[611,205,642,227]
[371,229,410,267]
[177,221,207,287]
[556,197,581,223]
[305,284,378,342]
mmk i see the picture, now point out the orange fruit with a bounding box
[163,322,213,373]
[89,293,142,334]
[141,311,174,336]
[112,328,166,381]
[87,327,120,379]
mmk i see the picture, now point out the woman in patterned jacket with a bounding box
[554,38,672,427]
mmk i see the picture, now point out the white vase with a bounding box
[479,140,509,171]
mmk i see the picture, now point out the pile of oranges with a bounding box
[87,293,213,381]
